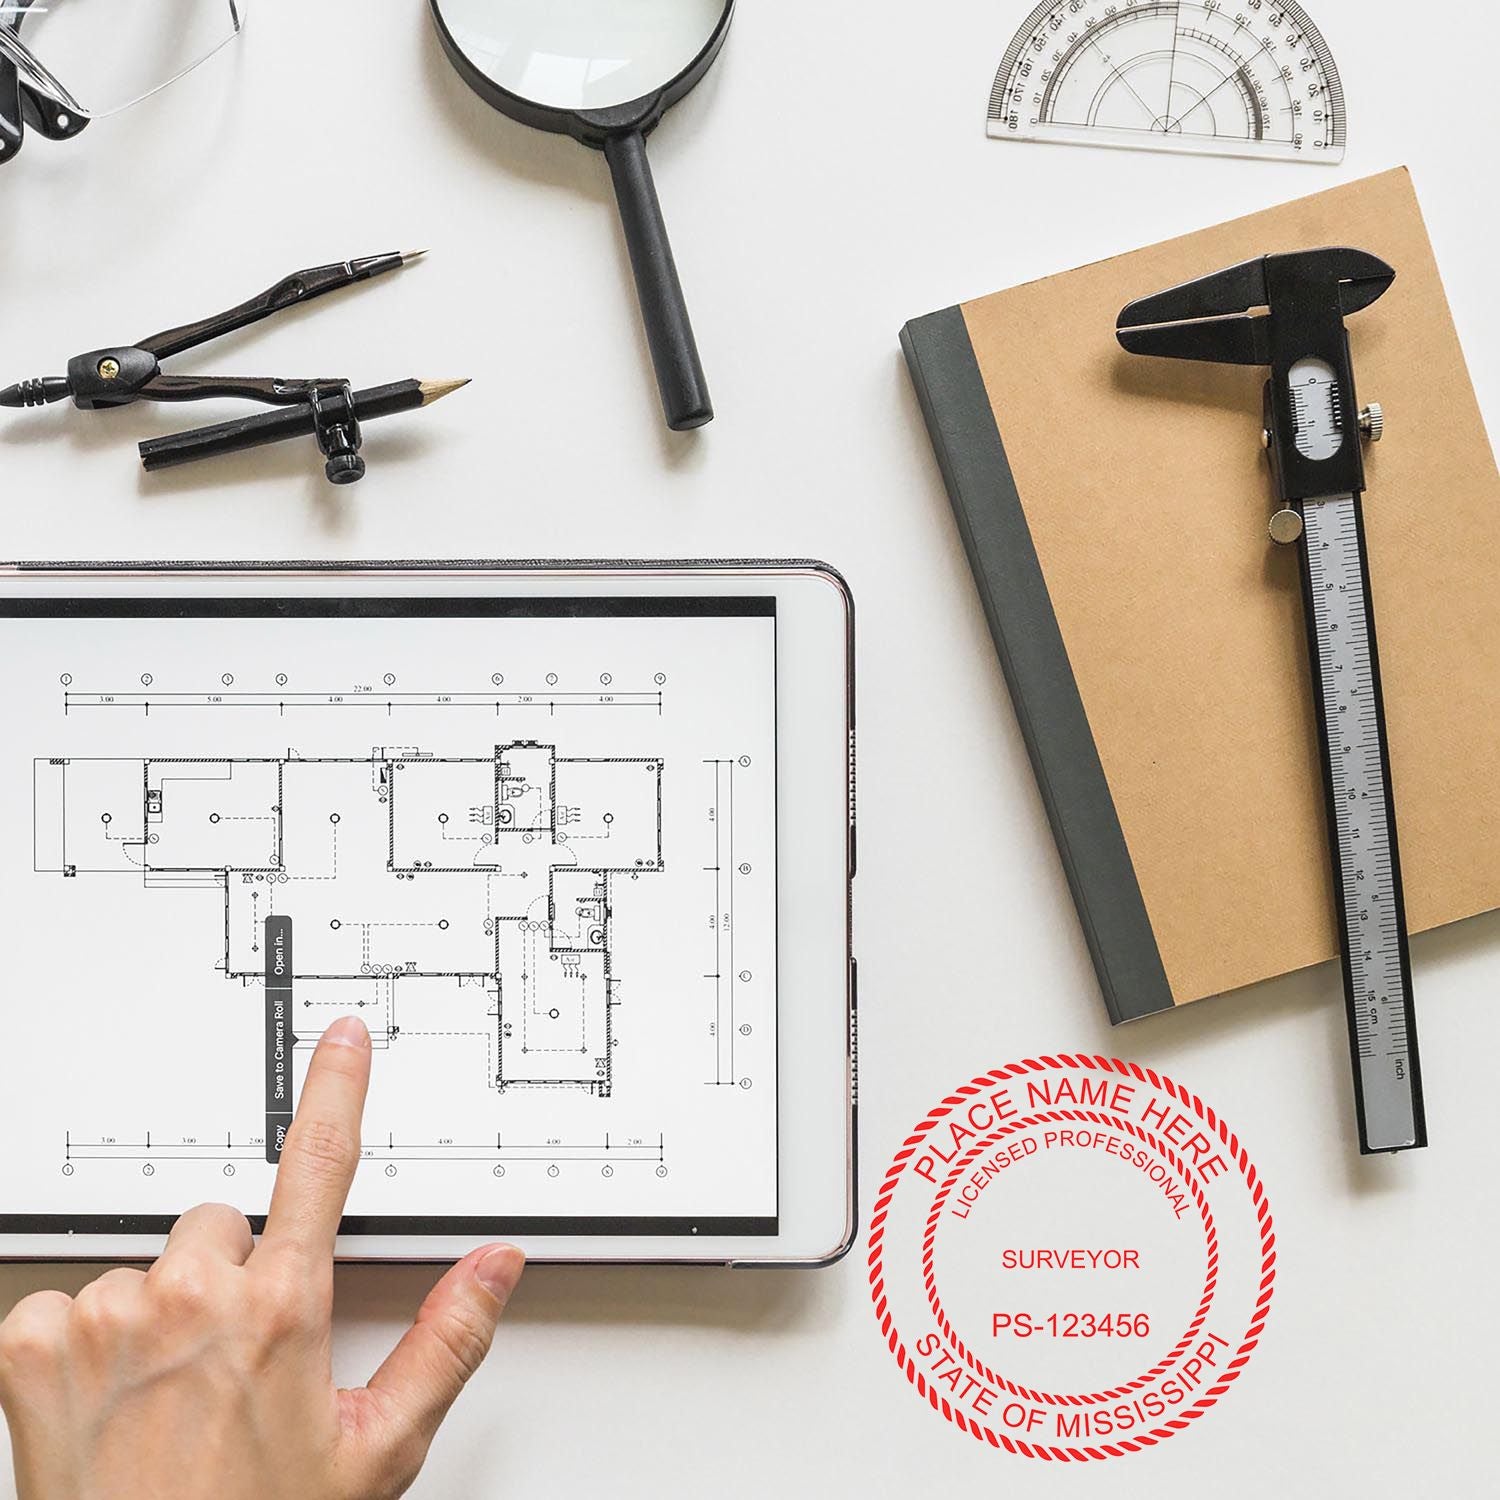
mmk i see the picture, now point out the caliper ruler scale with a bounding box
[1118,247,1425,1154]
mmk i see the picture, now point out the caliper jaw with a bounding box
[1116,247,1395,505]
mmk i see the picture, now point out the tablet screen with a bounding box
[0,595,780,1239]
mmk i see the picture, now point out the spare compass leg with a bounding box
[1299,494,1425,1153]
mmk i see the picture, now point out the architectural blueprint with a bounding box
[37,744,664,1127]
[0,599,778,1234]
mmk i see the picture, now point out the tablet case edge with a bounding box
[0,558,855,1268]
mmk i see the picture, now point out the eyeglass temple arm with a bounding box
[0,25,86,118]
[0,49,88,158]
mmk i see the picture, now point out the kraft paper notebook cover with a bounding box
[902,168,1500,1023]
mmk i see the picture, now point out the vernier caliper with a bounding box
[1117,247,1424,1154]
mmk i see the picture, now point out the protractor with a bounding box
[988,0,1346,162]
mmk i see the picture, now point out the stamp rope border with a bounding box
[868,1056,1276,1462]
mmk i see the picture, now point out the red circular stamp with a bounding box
[868,1057,1274,1461]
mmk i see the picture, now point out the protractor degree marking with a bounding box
[988,0,1346,162]
[1165,0,1182,126]
[1166,38,1272,133]
[1037,6,1180,124]
[1083,35,1163,127]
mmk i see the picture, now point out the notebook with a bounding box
[902,168,1500,1022]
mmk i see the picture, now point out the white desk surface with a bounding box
[2,3,1496,1494]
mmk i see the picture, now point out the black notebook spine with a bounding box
[901,306,1174,1024]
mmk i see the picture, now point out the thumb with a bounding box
[356,1244,524,1471]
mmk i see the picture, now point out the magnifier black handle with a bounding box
[604,130,713,431]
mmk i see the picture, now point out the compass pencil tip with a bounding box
[419,378,471,405]
[401,249,430,264]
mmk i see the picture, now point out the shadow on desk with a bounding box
[0,1258,835,1338]
[335,1259,834,1336]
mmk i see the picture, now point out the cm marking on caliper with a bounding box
[1118,246,1425,1155]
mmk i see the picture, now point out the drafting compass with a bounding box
[0,252,467,484]
[1118,247,1424,1154]
[989,0,1346,162]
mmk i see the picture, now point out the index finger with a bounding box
[259,1016,371,1265]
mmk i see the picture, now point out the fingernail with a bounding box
[323,1016,370,1049]
[476,1244,525,1302]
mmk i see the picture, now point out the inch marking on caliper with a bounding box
[1302,494,1423,1150]
[1118,246,1426,1155]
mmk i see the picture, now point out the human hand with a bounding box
[0,1016,524,1500]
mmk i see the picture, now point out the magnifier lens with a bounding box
[438,0,725,110]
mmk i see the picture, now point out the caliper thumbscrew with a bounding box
[1269,509,1304,546]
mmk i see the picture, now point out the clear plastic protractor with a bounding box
[988,0,1346,162]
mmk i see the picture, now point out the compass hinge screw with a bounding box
[1359,403,1385,442]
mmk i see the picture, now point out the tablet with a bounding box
[0,561,855,1266]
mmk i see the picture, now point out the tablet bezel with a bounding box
[0,560,855,1268]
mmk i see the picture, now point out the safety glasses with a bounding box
[1,0,247,162]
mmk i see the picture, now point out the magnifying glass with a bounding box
[430,0,734,432]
